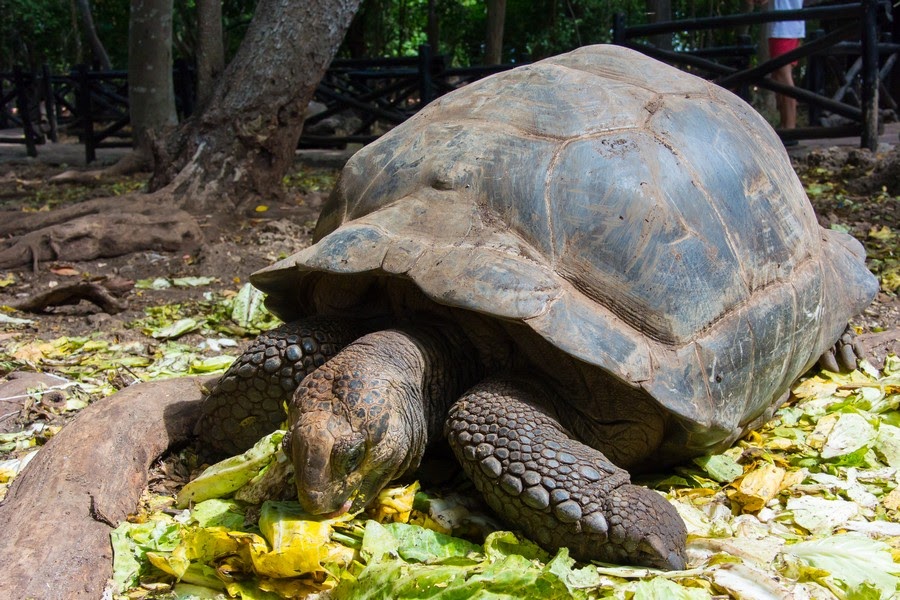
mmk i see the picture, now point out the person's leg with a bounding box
[771,63,797,129]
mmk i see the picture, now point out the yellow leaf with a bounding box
[792,375,838,400]
[255,205,269,212]
[729,463,786,512]
[807,412,839,451]
[147,545,190,579]
[368,481,420,523]
[12,341,50,363]
[183,527,240,562]
[883,487,900,511]
[868,225,896,241]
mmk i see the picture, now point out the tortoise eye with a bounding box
[341,439,366,473]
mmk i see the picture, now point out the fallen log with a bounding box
[0,376,212,600]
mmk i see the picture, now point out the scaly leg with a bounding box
[445,377,686,570]
[195,317,362,455]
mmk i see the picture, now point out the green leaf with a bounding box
[172,276,217,287]
[785,534,900,598]
[135,277,172,289]
[383,522,482,563]
[177,431,284,507]
[874,424,900,467]
[150,317,201,340]
[360,520,400,563]
[786,496,859,534]
[231,283,269,329]
[190,498,246,529]
[693,453,743,483]
[820,413,876,459]
[633,577,711,599]
[110,523,145,592]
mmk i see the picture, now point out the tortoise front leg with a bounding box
[195,317,363,455]
[445,377,686,570]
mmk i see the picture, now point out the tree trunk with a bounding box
[427,0,440,54]
[646,0,673,51]
[75,0,112,70]
[196,0,225,110]
[150,0,362,215]
[484,0,506,65]
[69,0,84,65]
[129,0,178,158]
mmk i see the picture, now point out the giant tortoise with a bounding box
[196,45,878,569]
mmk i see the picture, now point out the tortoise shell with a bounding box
[253,45,877,456]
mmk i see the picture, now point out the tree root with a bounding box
[0,376,212,600]
[0,206,203,270]
[0,192,176,239]
[50,148,154,186]
[11,280,129,314]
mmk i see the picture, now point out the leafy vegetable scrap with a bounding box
[112,358,900,599]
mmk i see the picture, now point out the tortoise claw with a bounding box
[819,326,865,373]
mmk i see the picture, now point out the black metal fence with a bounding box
[0,61,193,162]
[613,0,897,150]
[2,2,896,161]
[300,46,518,147]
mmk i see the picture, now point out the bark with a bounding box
[646,0,673,51]
[0,377,210,600]
[129,0,178,157]
[484,0,506,65]
[0,197,202,270]
[196,0,225,109]
[75,0,112,70]
[150,0,363,214]
[69,0,84,65]
[427,0,440,54]
[12,281,127,314]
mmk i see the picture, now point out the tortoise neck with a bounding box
[357,325,485,472]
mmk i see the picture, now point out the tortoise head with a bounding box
[283,354,423,517]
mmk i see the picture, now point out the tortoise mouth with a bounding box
[321,498,354,519]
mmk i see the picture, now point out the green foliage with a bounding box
[7,0,771,75]
[1,0,76,70]
[339,0,765,65]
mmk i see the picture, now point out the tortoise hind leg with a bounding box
[195,317,363,456]
[819,325,866,373]
[445,377,686,570]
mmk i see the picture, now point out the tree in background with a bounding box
[129,0,178,163]
[151,0,363,214]
[0,0,362,269]
[484,0,507,64]
[195,0,225,109]
[74,0,112,69]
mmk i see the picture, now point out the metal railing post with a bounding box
[13,67,38,157]
[613,13,627,45]
[74,64,97,163]
[860,0,879,150]
[807,29,825,126]
[419,44,434,108]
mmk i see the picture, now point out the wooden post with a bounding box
[737,34,753,101]
[13,68,38,157]
[0,76,8,129]
[613,13,627,45]
[75,64,96,163]
[419,44,434,108]
[806,30,825,126]
[860,0,879,151]
[41,64,59,143]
